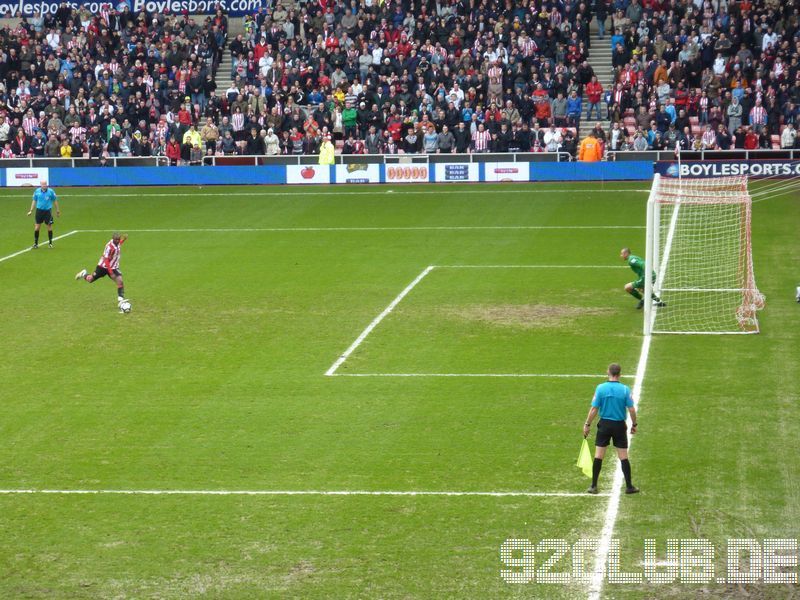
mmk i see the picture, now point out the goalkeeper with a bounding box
[620,248,665,309]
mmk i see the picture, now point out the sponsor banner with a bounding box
[655,160,800,179]
[483,162,529,182]
[434,163,479,182]
[385,164,430,183]
[6,167,49,187]
[286,165,330,185]
[335,163,380,184]
[0,0,264,18]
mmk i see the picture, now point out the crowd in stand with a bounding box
[0,0,798,165]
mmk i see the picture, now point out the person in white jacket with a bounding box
[780,124,796,149]
[264,128,281,155]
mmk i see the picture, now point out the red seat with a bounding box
[771,135,781,145]
[689,116,699,125]
[623,117,636,128]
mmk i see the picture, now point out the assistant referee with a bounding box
[582,363,639,495]
[27,180,60,249]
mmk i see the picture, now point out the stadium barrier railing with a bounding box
[607,149,800,161]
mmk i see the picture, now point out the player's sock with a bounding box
[47,230,53,244]
[651,293,661,302]
[118,287,125,299]
[591,458,603,488]
[628,288,642,300]
[34,230,39,245]
[620,459,633,488]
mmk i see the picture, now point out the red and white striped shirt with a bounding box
[749,105,767,126]
[519,36,537,57]
[472,128,491,152]
[98,238,124,271]
[22,115,39,136]
[69,125,86,141]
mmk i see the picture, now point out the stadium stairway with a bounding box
[214,17,244,92]
[580,23,614,140]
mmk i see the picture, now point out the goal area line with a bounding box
[332,373,636,379]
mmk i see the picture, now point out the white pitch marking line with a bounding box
[325,266,435,376]
[76,226,644,233]
[0,489,608,498]
[0,230,78,264]
[334,373,636,379]
[0,188,651,199]
[588,333,653,599]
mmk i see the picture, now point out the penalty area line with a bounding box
[75,226,645,233]
[0,489,609,497]
[0,230,78,264]
[325,266,435,376]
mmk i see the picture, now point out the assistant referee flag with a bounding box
[576,438,593,478]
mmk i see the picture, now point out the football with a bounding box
[119,300,132,313]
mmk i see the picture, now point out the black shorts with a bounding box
[91,266,122,280]
[35,209,53,225]
[595,419,628,449]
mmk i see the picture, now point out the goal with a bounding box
[644,174,765,335]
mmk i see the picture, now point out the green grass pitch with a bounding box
[0,181,797,599]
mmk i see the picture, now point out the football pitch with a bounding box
[0,181,798,599]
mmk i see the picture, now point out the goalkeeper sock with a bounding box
[620,459,633,488]
[591,458,603,488]
[628,289,643,300]
[651,293,662,302]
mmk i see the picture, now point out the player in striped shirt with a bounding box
[75,232,129,311]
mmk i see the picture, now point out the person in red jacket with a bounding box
[586,76,604,121]
[166,138,182,165]
[743,127,759,150]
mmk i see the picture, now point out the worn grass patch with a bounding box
[440,303,614,329]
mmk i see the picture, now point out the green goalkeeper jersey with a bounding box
[627,254,645,278]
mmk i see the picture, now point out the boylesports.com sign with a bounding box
[656,160,800,179]
[0,0,264,18]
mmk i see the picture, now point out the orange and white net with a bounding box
[651,175,765,334]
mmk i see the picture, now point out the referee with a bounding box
[27,180,60,249]
[582,363,639,495]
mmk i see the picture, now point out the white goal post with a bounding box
[644,174,765,335]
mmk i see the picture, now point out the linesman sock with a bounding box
[34,230,39,245]
[620,459,633,488]
[591,458,603,488]
[48,230,53,244]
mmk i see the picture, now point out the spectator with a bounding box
[319,136,335,165]
[264,129,280,156]
[586,77,604,121]
[471,123,491,153]
[166,138,182,166]
[437,125,455,154]
[781,124,797,150]
[567,91,583,128]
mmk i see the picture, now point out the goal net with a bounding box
[644,174,765,335]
